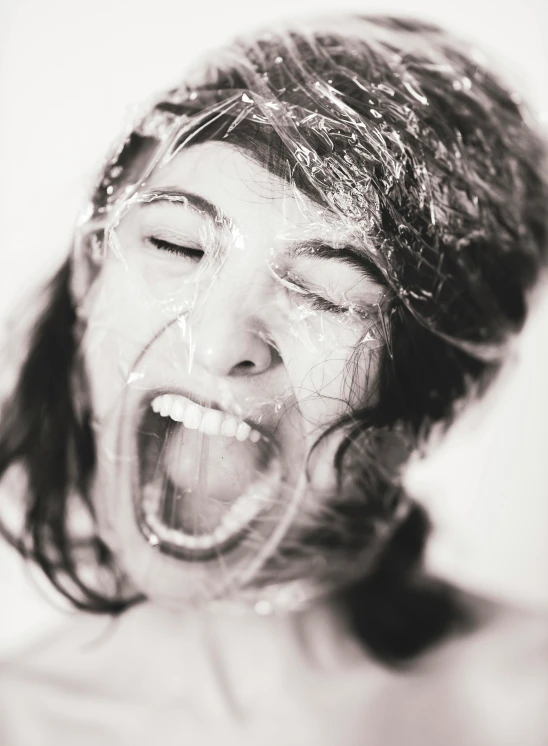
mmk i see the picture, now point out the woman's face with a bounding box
[82,142,385,606]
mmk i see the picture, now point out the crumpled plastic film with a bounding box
[71,16,547,610]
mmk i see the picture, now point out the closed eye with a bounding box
[147,236,204,262]
[284,273,372,319]
[308,294,372,320]
[309,295,351,314]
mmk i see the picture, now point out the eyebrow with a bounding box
[288,239,386,287]
[138,187,232,229]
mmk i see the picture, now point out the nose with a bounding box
[189,290,277,378]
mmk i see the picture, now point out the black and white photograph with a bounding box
[0,1,546,743]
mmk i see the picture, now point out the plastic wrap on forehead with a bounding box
[71,15,547,610]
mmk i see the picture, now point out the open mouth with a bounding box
[134,390,282,562]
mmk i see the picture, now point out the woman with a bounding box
[0,14,546,745]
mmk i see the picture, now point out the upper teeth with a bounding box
[151,394,261,443]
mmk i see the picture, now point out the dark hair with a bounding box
[1,15,546,665]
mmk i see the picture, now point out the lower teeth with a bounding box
[141,466,278,553]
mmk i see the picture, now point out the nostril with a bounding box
[232,360,257,375]
[204,335,280,377]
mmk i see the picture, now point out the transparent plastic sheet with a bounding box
[70,16,546,612]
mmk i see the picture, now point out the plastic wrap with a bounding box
[70,16,546,611]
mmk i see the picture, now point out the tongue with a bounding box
[162,424,260,527]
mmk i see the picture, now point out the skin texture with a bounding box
[82,142,385,606]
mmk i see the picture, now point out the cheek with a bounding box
[283,332,374,430]
[278,306,379,395]
[82,260,184,418]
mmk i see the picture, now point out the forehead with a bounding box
[143,141,353,245]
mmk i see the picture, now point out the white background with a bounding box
[0,0,547,655]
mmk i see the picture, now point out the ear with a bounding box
[70,227,105,319]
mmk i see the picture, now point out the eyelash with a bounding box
[285,275,367,318]
[309,295,372,320]
[148,236,204,261]
[308,295,348,315]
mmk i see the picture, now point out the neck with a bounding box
[98,597,369,713]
